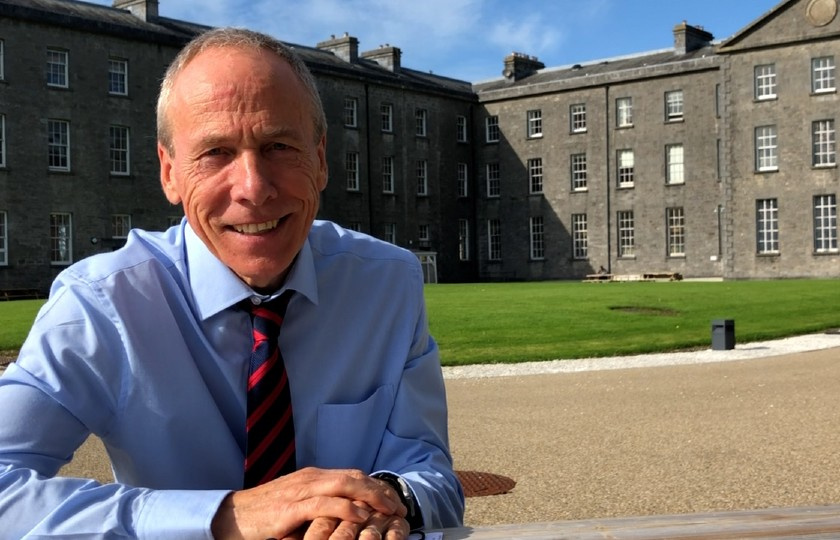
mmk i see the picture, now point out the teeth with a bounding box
[234,220,279,234]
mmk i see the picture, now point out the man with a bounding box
[0,28,464,539]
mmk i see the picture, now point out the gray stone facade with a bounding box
[0,0,837,293]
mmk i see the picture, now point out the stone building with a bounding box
[0,0,837,292]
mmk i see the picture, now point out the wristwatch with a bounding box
[372,472,423,530]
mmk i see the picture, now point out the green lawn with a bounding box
[2,279,839,366]
[425,279,840,366]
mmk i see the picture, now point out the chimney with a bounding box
[316,33,359,63]
[112,0,158,21]
[502,52,544,81]
[361,44,402,72]
[673,21,714,54]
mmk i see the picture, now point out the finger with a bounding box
[328,520,361,540]
[361,513,409,540]
[302,517,339,540]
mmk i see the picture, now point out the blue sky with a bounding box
[92,0,783,81]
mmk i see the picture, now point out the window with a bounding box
[485,115,499,142]
[458,219,470,261]
[486,162,500,197]
[617,149,634,188]
[381,156,394,193]
[487,219,501,261]
[527,110,542,138]
[617,211,635,257]
[415,108,427,137]
[0,40,5,81]
[384,223,396,244]
[457,162,468,198]
[812,119,836,167]
[345,152,359,191]
[380,103,393,132]
[0,211,6,266]
[47,48,68,88]
[755,64,777,100]
[667,207,686,257]
[48,119,70,171]
[418,224,430,244]
[812,56,835,94]
[570,104,586,133]
[814,194,838,253]
[416,159,428,196]
[755,125,778,172]
[343,98,358,127]
[111,214,131,238]
[108,58,128,95]
[571,153,587,191]
[456,115,467,142]
[757,199,779,254]
[347,222,362,233]
[666,144,685,185]
[616,97,633,127]
[50,212,72,265]
[0,114,5,168]
[530,216,545,260]
[528,158,543,194]
[109,125,130,175]
[665,90,684,121]
[572,214,588,260]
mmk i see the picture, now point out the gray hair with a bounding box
[156,27,327,154]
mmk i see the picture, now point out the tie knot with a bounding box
[247,290,294,339]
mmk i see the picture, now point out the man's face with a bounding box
[158,46,327,292]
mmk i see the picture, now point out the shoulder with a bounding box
[308,221,420,270]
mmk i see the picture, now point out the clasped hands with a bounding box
[212,467,412,540]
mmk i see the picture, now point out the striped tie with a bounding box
[244,291,296,488]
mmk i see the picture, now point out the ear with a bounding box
[158,142,182,204]
[315,134,328,191]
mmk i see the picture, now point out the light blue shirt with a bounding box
[0,220,464,538]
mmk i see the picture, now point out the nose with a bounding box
[231,151,277,206]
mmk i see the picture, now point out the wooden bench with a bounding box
[434,504,840,539]
[0,288,43,301]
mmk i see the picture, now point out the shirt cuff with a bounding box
[135,489,232,540]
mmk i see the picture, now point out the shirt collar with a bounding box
[185,223,319,321]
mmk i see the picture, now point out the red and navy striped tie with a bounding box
[244,291,295,488]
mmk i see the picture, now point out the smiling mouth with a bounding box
[233,219,280,235]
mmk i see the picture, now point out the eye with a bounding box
[268,142,291,152]
[205,147,225,156]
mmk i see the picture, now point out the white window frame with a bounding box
[665,90,684,122]
[0,114,5,168]
[109,125,130,176]
[48,119,70,171]
[814,194,838,253]
[667,207,686,257]
[571,153,587,191]
[485,115,499,142]
[486,162,500,198]
[416,159,428,196]
[343,97,358,127]
[617,210,635,258]
[755,125,778,172]
[0,40,5,81]
[528,157,543,194]
[616,97,633,127]
[456,115,467,142]
[527,109,542,138]
[757,199,779,254]
[111,214,131,239]
[381,103,393,132]
[812,56,835,94]
[0,210,7,266]
[345,152,359,191]
[418,224,430,244]
[617,149,634,188]
[666,144,685,185]
[47,48,68,88]
[570,104,586,133]
[108,57,128,96]
[457,162,468,198]
[487,219,501,261]
[529,216,545,260]
[458,219,470,261]
[50,212,73,265]
[384,223,396,244]
[812,119,836,167]
[755,64,777,100]
[572,213,588,260]
[415,108,427,137]
[382,156,394,193]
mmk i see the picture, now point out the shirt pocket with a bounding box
[315,384,395,471]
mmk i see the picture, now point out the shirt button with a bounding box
[250,297,262,305]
